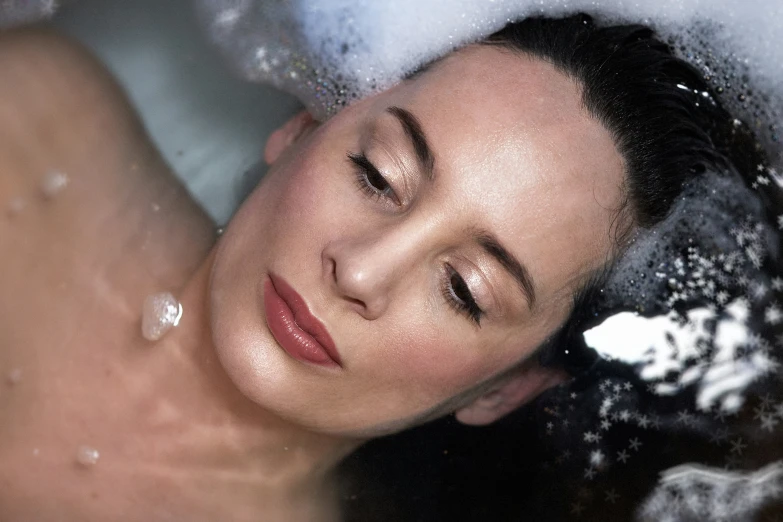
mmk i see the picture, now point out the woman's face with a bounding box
[209,46,625,437]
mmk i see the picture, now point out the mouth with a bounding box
[263,273,342,368]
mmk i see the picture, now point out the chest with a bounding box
[0,185,213,442]
[0,210,211,521]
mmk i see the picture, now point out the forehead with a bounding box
[377,46,626,307]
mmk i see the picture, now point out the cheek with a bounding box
[279,168,330,223]
[382,324,514,398]
[269,142,354,238]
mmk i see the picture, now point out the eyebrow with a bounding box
[475,230,537,309]
[386,106,435,181]
[384,107,534,310]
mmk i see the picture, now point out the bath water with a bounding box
[2,0,782,519]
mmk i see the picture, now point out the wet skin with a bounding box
[0,26,626,521]
[0,29,325,521]
[210,44,625,435]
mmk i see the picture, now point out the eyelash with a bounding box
[348,151,483,326]
[347,152,399,205]
[442,264,483,326]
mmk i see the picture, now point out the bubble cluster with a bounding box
[638,462,783,522]
[0,0,57,29]
[188,0,783,134]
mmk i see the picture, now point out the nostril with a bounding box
[323,249,337,282]
[323,242,389,318]
[324,250,365,309]
[344,295,366,312]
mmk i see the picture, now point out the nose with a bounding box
[322,224,423,320]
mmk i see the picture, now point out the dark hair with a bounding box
[474,14,742,374]
[341,16,766,520]
[482,14,729,228]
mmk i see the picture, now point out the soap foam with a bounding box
[0,0,57,28]
[193,0,782,150]
[192,4,783,501]
[2,1,782,512]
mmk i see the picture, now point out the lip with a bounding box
[263,273,342,368]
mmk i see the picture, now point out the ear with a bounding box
[263,110,318,165]
[455,363,570,426]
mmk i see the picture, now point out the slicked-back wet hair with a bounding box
[490,15,746,373]
[481,14,728,229]
[411,14,737,374]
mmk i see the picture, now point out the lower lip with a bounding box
[263,278,339,368]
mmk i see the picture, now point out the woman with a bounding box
[0,15,731,521]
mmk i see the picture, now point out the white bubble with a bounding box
[6,197,26,216]
[75,445,100,467]
[40,170,69,198]
[141,292,183,341]
[6,368,22,385]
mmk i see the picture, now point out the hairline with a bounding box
[351,41,637,434]
[405,43,637,245]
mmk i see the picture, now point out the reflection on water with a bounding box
[1,0,782,520]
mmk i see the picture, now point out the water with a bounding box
[6,197,25,217]
[2,0,782,520]
[75,445,100,467]
[39,170,69,198]
[141,292,183,341]
[192,2,783,519]
[6,368,22,385]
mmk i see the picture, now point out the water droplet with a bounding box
[40,170,69,198]
[76,445,100,467]
[141,292,183,341]
[6,368,22,385]
[6,197,25,216]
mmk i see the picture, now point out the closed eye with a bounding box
[348,152,481,326]
[442,264,483,326]
[348,152,401,206]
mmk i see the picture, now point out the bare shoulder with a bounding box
[0,26,152,186]
[0,26,194,204]
[0,27,215,315]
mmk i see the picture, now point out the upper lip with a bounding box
[267,273,342,366]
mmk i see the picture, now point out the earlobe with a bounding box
[455,363,570,426]
[263,110,317,165]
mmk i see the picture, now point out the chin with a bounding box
[207,238,275,401]
[207,265,324,428]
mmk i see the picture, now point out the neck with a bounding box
[118,247,362,517]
